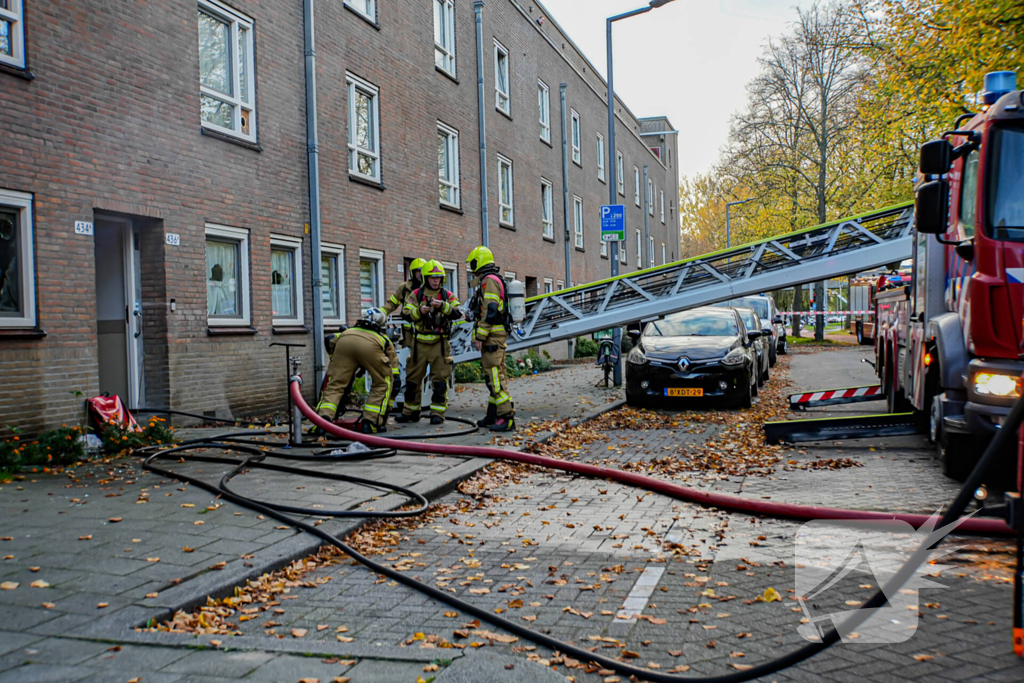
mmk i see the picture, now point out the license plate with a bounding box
[665,388,703,397]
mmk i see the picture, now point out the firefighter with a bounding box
[314,308,398,434]
[466,246,515,432]
[396,260,462,425]
[382,257,426,413]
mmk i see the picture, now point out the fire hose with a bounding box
[137,379,1023,683]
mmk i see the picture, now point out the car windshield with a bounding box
[646,309,738,337]
[738,309,759,331]
[734,297,769,320]
[988,125,1024,242]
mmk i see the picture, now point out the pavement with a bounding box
[2,349,1022,682]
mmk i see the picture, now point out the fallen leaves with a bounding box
[29,579,49,588]
[291,628,308,638]
[0,582,18,590]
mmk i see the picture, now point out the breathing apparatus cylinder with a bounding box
[508,279,526,324]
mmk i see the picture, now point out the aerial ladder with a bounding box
[450,202,915,363]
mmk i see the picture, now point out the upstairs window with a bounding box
[538,80,551,143]
[573,196,584,249]
[345,0,375,22]
[635,230,641,268]
[498,154,514,226]
[541,179,554,239]
[438,122,461,208]
[198,0,256,142]
[633,167,640,206]
[648,178,654,215]
[616,151,624,195]
[660,190,665,223]
[434,0,456,76]
[570,110,581,165]
[0,0,25,69]
[596,133,605,182]
[347,73,381,182]
[494,40,510,115]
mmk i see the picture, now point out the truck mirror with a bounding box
[915,179,949,235]
[919,139,952,175]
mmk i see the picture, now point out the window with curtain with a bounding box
[198,0,255,140]
[321,253,341,321]
[438,122,461,208]
[206,239,240,317]
[359,257,381,310]
[270,247,295,319]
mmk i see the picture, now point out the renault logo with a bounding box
[677,357,690,373]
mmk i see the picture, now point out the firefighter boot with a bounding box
[356,418,387,434]
[395,412,420,423]
[489,416,516,432]
[476,403,497,428]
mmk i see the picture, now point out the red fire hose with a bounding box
[290,381,1012,536]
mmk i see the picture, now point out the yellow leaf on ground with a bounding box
[912,654,934,662]
[30,580,49,588]
[42,602,55,609]
[336,635,354,643]
[291,629,308,638]
[97,603,109,608]
[762,587,781,602]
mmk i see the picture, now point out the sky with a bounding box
[537,0,813,181]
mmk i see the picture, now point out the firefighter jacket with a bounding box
[404,285,461,345]
[471,272,507,344]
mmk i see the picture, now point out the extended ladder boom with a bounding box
[451,203,914,363]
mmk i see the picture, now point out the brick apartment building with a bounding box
[0,0,679,431]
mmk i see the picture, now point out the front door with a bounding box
[94,218,144,407]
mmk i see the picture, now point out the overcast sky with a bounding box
[537,0,812,181]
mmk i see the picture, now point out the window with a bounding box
[440,261,460,299]
[619,236,627,264]
[497,154,514,226]
[634,167,640,206]
[358,248,384,309]
[205,224,251,327]
[648,179,655,216]
[556,280,564,290]
[270,235,304,325]
[616,151,624,196]
[541,178,554,239]
[660,190,665,223]
[601,236,608,258]
[596,133,605,182]
[344,0,375,22]
[570,110,581,165]
[321,243,346,325]
[573,196,584,249]
[198,0,256,142]
[960,149,979,239]
[0,0,24,69]
[438,122,461,208]
[662,243,666,265]
[494,40,510,115]
[347,73,381,182]
[0,189,35,328]
[538,80,551,143]
[635,230,641,268]
[649,236,655,267]
[543,278,553,294]
[434,0,456,76]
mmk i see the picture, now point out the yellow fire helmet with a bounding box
[421,259,446,284]
[409,257,427,275]
[466,246,495,272]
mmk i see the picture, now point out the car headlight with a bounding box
[973,372,1021,398]
[721,348,745,366]
[627,345,648,364]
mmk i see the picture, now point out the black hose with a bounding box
[137,391,1024,682]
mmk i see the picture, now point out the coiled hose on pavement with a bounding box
[136,380,1023,683]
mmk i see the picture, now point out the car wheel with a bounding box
[768,344,777,367]
[938,428,977,482]
[778,337,787,355]
[762,365,770,384]
[737,374,753,409]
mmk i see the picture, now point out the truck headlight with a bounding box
[973,372,1021,398]
[722,348,745,366]
[627,345,648,364]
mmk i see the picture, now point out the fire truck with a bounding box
[874,71,1024,480]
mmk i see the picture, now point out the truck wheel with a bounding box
[938,429,976,482]
[856,322,868,345]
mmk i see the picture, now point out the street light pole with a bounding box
[725,198,753,249]
[606,0,675,387]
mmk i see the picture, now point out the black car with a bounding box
[733,306,770,389]
[716,295,786,365]
[625,307,762,409]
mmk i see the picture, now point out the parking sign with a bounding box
[600,205,625,242]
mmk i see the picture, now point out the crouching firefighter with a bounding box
[466,246,515,432]
[396,260,462,425]
[382,257,426,412]
[315,308,398,434]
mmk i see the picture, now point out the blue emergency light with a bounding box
[981,71,1017,105]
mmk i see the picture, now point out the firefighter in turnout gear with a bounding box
[396,260,462,425]
[382,257,425,413]
[315,308,398,434]
[466,246,515,432]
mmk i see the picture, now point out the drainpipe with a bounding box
[642,164,650,269]
[474,1,489,248]
[559,84,573,359]
[303,0,325,388]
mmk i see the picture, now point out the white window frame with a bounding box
[648,179,655,216]
[438,121,461,209]
[543,278,553,294]
[347,73,381,182]
[440,261,460,299]
[434,0,456,77]
[596,133,606,182]
[358,247,385,308]
[198,0,256,142]
[0,0,25,69]
[573,195,584,250]
[570,110,581,165]
[344,0,376,22]
[616,151,625,196]
[504,271,517,281]
[538,79,551,143]
[649,236,655,267]
[556,280,565,291]
[0,189,35,328]
[494,40,510,115]
[540,178,554,240]
[497,154,514,227]
[619,235,627,264]
[269,235,304,326]
[633,167,640,206]
[601,233,608,258]
[320,242,346,326]
[205,223,251,327]
[662,243,666,265]
[635,229,642,268]
[660,190,665,223]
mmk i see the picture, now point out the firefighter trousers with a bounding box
[481,340,513,417]
[316,335,397,428]
[404,340,452,417]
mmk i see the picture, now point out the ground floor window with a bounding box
[321,243,345,325]
[359,248,384,310]
[270,235,303,325]
[205,224,250,326]
[0,189,35,328]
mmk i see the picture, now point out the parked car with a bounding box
[734,306,770,388]
[625,307,762,409]
[715,295,786,365]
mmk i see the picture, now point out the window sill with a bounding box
[600,253,609,260]
[349,174,386,191]
[572,159,582,168]
[273,325,310,335]
[201,127,263,152]
[598,177,607,184]
[0,327,47,339]
[542,235,556,243]
[207,326,258,336]
[344,3,381,30]
[435,66,458,84]
[0,62,34,81]
[495,107,512,121]
[499,221,515,231]
[540,136,553,148]
[575,247,585,253]
[440,203,464,215]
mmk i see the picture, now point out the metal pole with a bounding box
[606,17,622,386]
[474,1,489,248]
[642,164,650,268]
[559,84,573,359]
[303,0,325,390]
